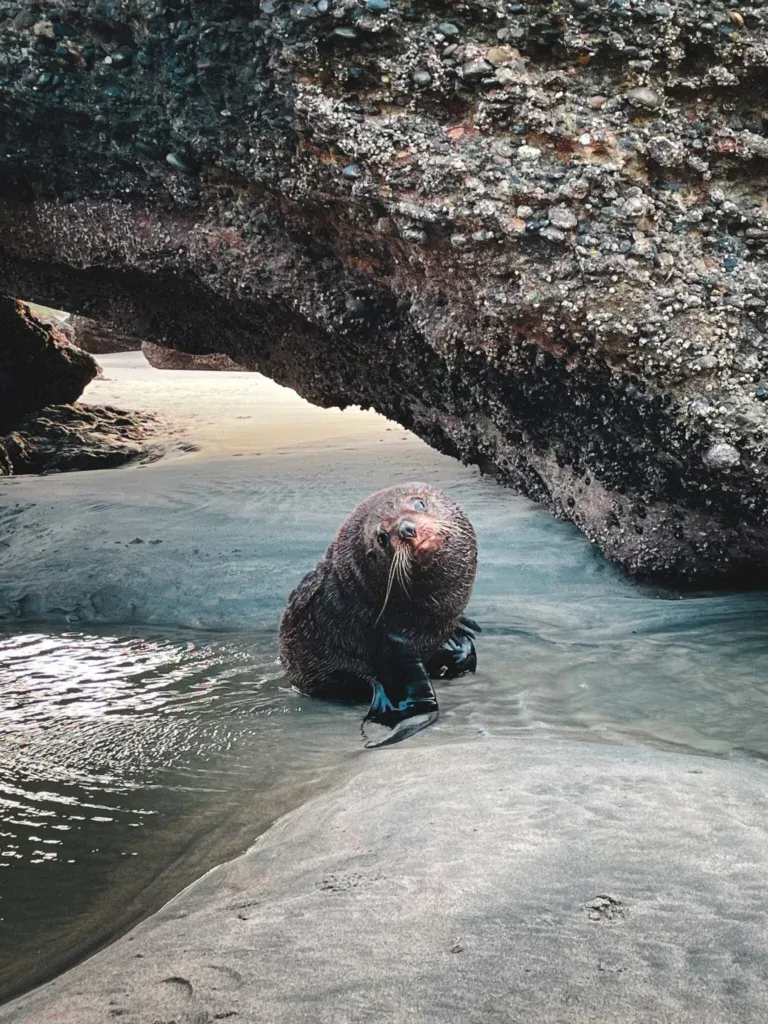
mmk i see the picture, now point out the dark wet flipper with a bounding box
[426,628,477,680]
[458,615,481,637]
[362,638,438,749]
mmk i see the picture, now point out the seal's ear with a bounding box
[361,635,438,749]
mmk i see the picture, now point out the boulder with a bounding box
[2,2,768,581]
[4,738,768,1024]
[0,298,98,432]
[0,404,165,475]
[142,340,245,371]
[67,315,143,354]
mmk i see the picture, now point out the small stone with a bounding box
[590,95,606,109]
[540,225,565,242]
[486,45,516,66]
[689,397,714,417]
[401,225,428,244]
[412,69,432,87]
[366,0,389,10]
[317,0,329,10]
[342,163,360,179]
[374,217,396,235]
[621,195,648,219]
[136,51,152,68]
[442,44,457,58]
[516,145,541,162]
[497,28,509,40]
[135,139,162,159]
[697,354,718,371]
[549,205,577,230]
[516,204,534,218]
[499,216,526,235]
[495,67,522,85]
[294,3,318,19]
[328,26,358,43]
[703,443,741,470]
[631,237,654,258]
[646,135,683,166]
[437,21,459,37]
[450,232,469,248]
[111,47,133,69]
[754,388,768,401]
[165,151,198,174]
[626,86,661,109]
[461,58,493,81]
[728,9,744,26]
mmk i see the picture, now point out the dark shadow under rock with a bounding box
[142,341,245,371]
[0,405,166,476]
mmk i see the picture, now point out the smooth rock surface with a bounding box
[4,737,768,1024]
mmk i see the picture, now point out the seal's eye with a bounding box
[377,530,389,549]
[412,498,427,513]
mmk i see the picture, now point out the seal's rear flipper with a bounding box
[362,638,439,749]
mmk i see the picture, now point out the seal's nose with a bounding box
[398,520,418,540]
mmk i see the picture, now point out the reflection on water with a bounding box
[3,480,768,1001]
[0,629,360,1001]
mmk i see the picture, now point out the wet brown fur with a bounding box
[278,482,477,701]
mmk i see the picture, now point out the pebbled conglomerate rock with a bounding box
[2,0,768,581]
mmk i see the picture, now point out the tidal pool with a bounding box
[4,481,768,1000]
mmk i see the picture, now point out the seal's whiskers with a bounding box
[374,550,400,626]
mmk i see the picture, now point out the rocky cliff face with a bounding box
[2,0,768,581]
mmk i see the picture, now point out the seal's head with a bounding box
[334,482,477,628]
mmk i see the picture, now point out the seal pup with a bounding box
[278,482,480,748]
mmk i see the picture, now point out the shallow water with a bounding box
[3,444,768,1000]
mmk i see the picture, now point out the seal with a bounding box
[278,482,480,747]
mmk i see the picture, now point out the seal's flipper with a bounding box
[426,618,479,680]
[362,637,438,748]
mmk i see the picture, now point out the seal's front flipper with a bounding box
[426,616,481,680]
[362,638,438,749]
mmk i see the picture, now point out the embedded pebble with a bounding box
[627,86,662,108]
[703,443,741,470]
[549,206,577,231]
